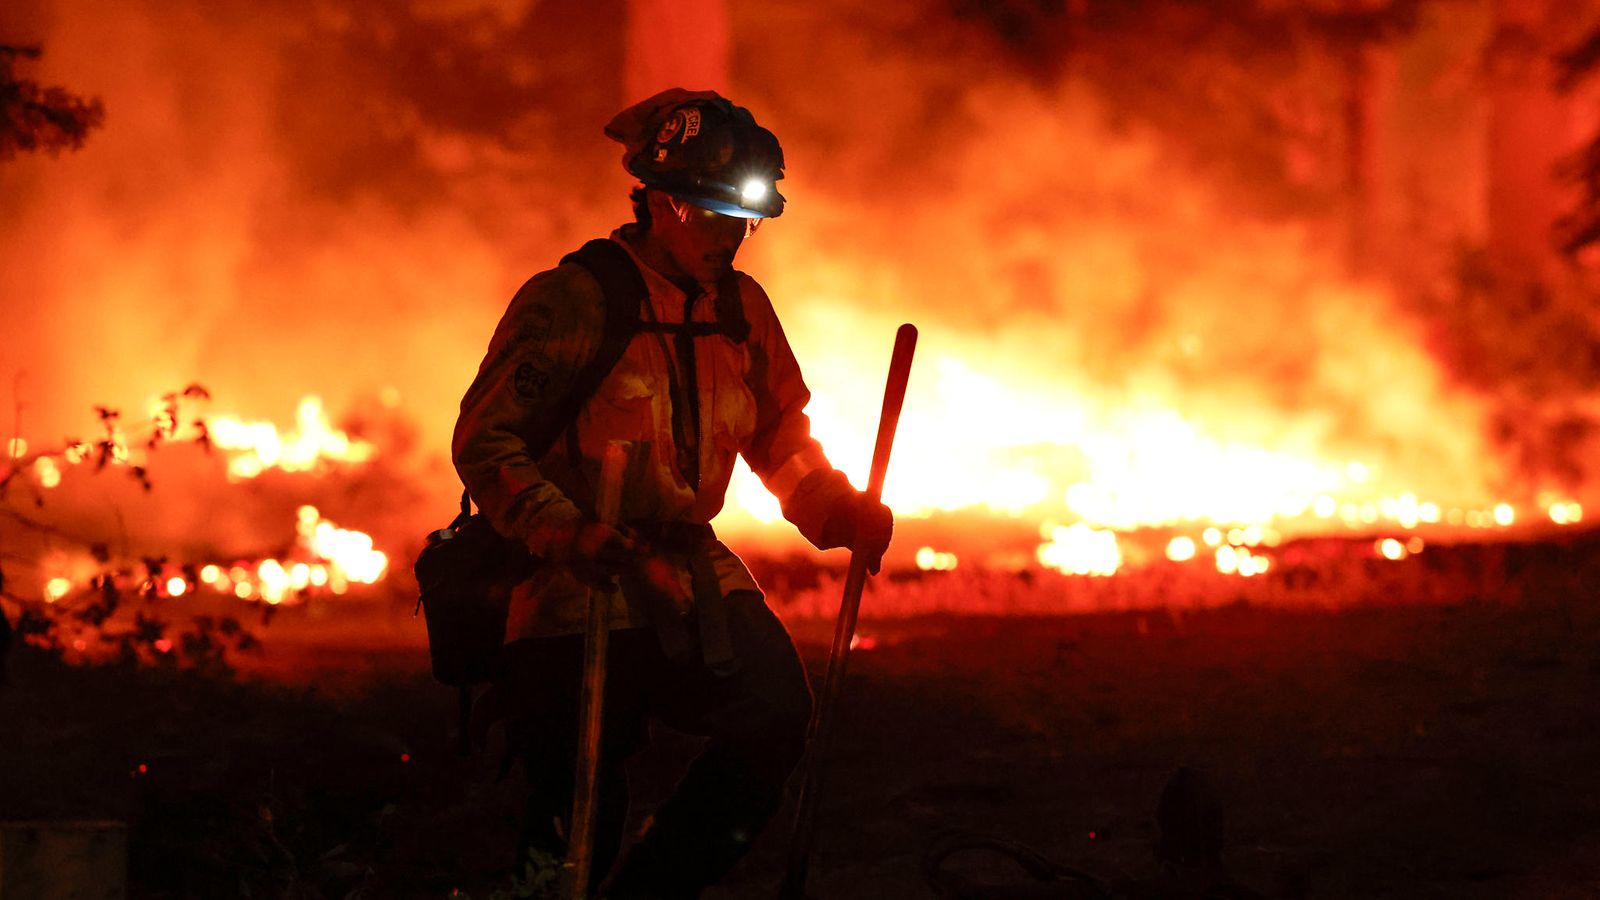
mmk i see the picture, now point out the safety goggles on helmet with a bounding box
[668,195,763,238]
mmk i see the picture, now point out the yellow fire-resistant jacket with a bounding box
[452,229,853,642]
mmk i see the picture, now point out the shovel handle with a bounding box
[565,441,628,899]
[781,324,917,900]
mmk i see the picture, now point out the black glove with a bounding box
[543,520,635,586]
[820,491,894,575]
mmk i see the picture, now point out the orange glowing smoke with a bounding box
[706,74,1592,578]
[5,1,1595,597]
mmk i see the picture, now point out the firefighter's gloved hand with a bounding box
[555,520,636,586]
[821,492,894,575]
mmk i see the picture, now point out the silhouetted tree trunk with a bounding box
[1342,40,1400,277]
[624,0,730,104]
[0,567,11,686]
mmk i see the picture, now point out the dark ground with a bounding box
[3,568,1600,898]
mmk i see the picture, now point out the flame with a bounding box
[915,546,959,571]
[34,457,62,489]
[174,506,389,604]
[44,577,72,602]
[719,348,1587,577]
[715,332,1587,576]
[1549,502,1584,525]
[1376,538,1408,561]
[1036,523,1122,576]
[298,505,388,586]
[5,2,1594,599]
[1214,545,1271,576]
[207,395,375,480]
[108,509,389,607]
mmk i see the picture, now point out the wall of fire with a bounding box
[2,0,1597,585]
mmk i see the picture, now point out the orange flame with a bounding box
[207,395,375,480]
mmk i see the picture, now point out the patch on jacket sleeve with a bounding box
[513,360,551,400]
[517,304,556,344]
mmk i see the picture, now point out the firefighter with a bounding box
[452,88,894,898]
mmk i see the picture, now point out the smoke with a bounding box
[0,0,624,475]
[1,0,1589,559]
[734,4,1518,510]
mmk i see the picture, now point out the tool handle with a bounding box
[864,323,917,501]
[566,441,629,899]
[594,441,627,526]
[781,324,917,900]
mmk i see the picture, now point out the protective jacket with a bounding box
[452,229,853,646]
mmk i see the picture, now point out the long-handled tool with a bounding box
[781,323,918,900]
[565,440,630,900]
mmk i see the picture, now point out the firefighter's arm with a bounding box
[739,278,893,567]
[451,264,608,559]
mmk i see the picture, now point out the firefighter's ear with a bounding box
[644,189,680,224]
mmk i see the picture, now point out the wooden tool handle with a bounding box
[864,324,918,501]
[566,440,629,899]
[781,324,917,900]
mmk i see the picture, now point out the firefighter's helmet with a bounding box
[604,88,785,219]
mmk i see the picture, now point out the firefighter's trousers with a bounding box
[497,591,813,898]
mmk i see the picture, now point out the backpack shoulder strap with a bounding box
[714,271,751,344]
[564,237,649,373]
[462,239,646,517]
[515,238,645,459]
[545,238,649,515]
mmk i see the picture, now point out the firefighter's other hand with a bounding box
[567,521,635,584]
[824,493,894,575]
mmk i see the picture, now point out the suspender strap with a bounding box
[713,270,751,343]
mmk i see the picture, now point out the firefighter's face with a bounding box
[650,191,747,284]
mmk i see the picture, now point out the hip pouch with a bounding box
[413,505,531,687]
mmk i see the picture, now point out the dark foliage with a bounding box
[0,570,10,686]
[941,0,1428,214]
[1387,240,1600,490]
[0,384,263,675]
[1556,26,1600,258]
[0,44,104,160]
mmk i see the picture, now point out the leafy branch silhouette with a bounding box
[0,383,262,680]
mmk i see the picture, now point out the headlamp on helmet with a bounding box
[739,178,769,203]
